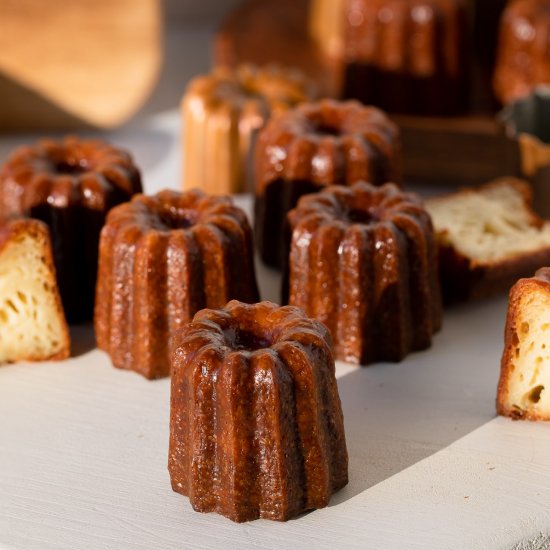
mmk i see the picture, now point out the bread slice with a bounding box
[497,268,550,421]
[0,219,70,363]
[425,178,550,301]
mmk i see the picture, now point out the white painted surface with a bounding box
[1,111,550,550]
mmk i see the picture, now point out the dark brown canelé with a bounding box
[494,0,550,105]
[309,0,469,115]
[254,99,401,268]
[285,181,442,365]
[0,137,142,322]
[94,189,259,380]
[169,300,348,522]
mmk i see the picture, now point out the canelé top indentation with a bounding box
[178,300,333,357]
[288,181,430,233]
[223,326,273,352]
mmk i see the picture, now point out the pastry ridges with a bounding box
[95,189,259,379]
[183,64,314,195]
[254,99,401,267]
[286,181,442,364]
[169,300,348,522]
[494,0,550,104]
[0,136,142,322]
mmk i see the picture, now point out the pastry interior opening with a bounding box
[49,154,91,176]
[346,207,377,224]
[158,206,197,230]
[312,123,340,137]
[224,325,273,352]
[53,159,90,176]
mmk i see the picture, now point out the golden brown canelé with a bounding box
[285,181,442,365]
[183,64,314,195]
[169,300,348,522]
[0,137,142,323]
[254,99,401,268]
[309,0,469,115]
[95,189,259,380]
[497,267,550,421]
[494,0,550,105]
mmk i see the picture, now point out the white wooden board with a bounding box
[1,111,549,550]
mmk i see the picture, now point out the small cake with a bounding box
[169,300,348,522]
[497,267,550,420]
[0,136,142,323]
[182,64,314,195]
[285,181,442,365]
[254,99,401,268]
[0,219,69,364]
[494,0,550,105]
[309,0,469,115]
[95,189,259,380]
[425,178,550,302]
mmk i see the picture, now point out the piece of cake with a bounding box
[494,0,550,104]
[169,300,348,522]
[0,136,142,322]
[95,189,260,380]
[309,0,469,115]
[0,219,69,364]
[426,178,550,302]
[285,181,442,365]
[497,267,550,420]
[254,98,401,268]
[182,64,314,196]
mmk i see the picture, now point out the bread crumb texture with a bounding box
[426,179,550,263]
[0,229,69,363]
[499,283,550,420]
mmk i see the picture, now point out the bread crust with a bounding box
[497,268,550,421]
[0,218,70,362]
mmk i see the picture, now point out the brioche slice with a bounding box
[497,268,550,421]
[0,219,70,363]
[425,178,550,301]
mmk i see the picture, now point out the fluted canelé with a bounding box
[0,136,142,322]
[286,181,442,365]
[95,189,259,379]
[169,300,349,522]
[182,64,314,195]
[310,0,469,115]
[254,99,401,267]
[494,0,550,104]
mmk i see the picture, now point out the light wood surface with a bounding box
[0,0,162,130]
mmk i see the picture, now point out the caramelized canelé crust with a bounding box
[169,300,349,522]
[254,99,401,267]
[95,189,259,379]
[494,0,550,104]
[286,181,442,365]
[0,136,142,322]
[310,0,469,115]
[183,64,314,195]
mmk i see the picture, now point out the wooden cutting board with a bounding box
[0,0,162,131]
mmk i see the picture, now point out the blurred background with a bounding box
[142,0,242,118]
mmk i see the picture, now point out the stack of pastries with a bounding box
[2,0,550,531]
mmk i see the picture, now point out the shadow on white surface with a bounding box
[328,296,507,507]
